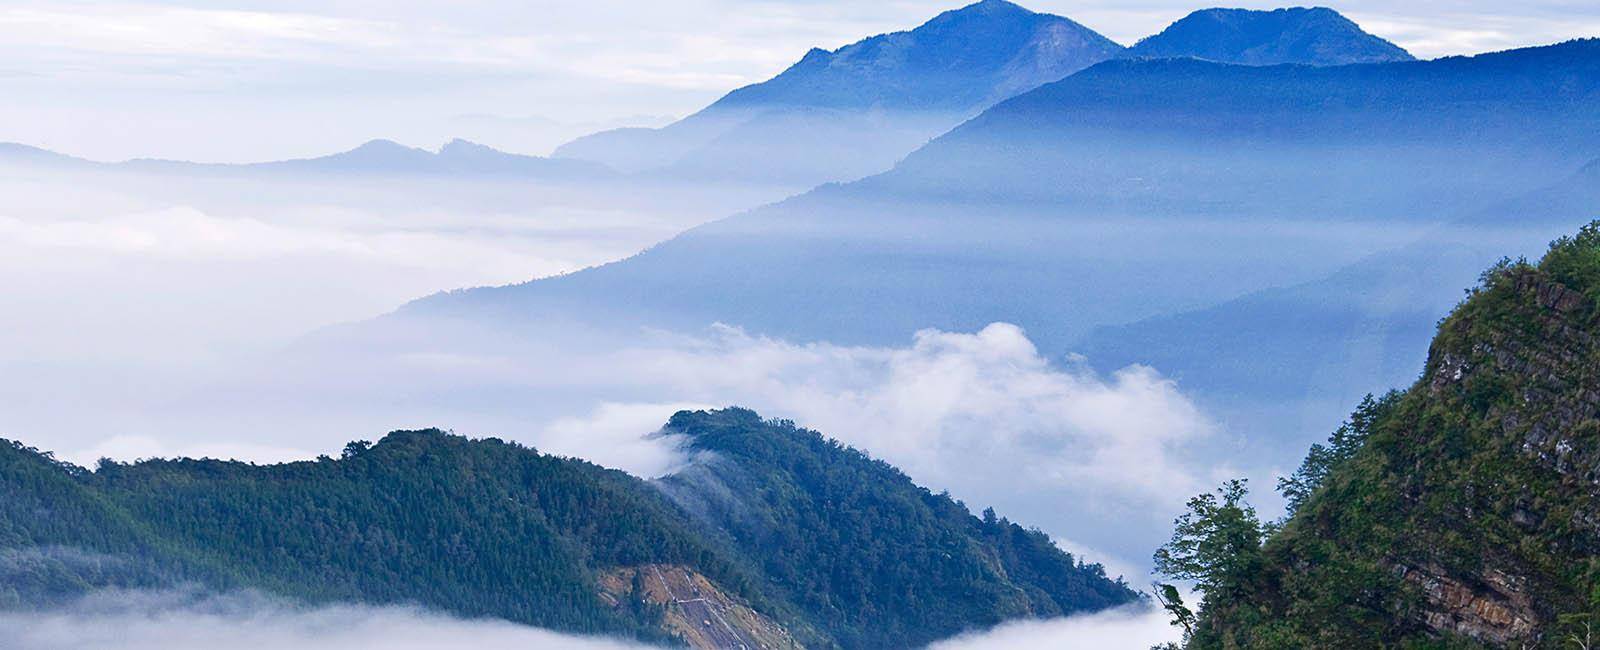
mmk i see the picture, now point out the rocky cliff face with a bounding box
[1394,562,1539,645]
[1398,269,1600,645]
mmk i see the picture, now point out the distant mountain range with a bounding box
[398,38,1600,345]
[350,38,1600,503]
[3,3,1422,194]
[0,138,614,180]
[707,0,1123,113]
[1128,7,1413,65]
[553,2,1412,186]
[880,38,1599,216]
[555,0,1124,185]
[0,408,1136,649]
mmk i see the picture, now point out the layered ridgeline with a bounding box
[1153,223,1600,648]
[1080,158,1600,464]
[880,38,1600,216]
[553,3,1417,186]
[554,0,1124,184]
[0,138,614,180]
[402,39,1600,351]
[0,409,1136,649]
[1128,7,1413,65]
[357,42,1600,554]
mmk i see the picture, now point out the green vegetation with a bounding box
[1155,222,1600,649]
[661,408,1138,648]
[1,431,743,644]
[0,409,1136,648]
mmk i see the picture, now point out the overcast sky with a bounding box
[4,0,1597,161]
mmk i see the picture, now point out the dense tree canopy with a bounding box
[1,410,1137,648]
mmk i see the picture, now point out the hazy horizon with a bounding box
[3,0,1597,162]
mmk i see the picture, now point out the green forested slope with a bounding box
[660,409,1137,648]
[1158,223,1600,649]
[1,412,1136,648]
[2,431,752,643]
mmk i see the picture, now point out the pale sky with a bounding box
[4,0,1597,161]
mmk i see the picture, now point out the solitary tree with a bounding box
[1153,479,1269,608]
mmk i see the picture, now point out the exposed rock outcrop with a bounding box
[599,564,803,650]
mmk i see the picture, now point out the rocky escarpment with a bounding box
[1182,224,1600,649]
[1396,270,1600,644]
[1393,562,1538,644]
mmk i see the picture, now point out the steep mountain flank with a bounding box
[0,410,1136,648]
[1130,7,1413,65]
[1167,223,1600,648]
[658,409,1137,648]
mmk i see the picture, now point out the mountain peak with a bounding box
[350,138,418,153]
[1130,6,1413,66]
[943,0,1033,18]
[437,138,495,156]
[707,0,1123,113]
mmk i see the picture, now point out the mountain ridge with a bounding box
[0,408,1138,649]
[396,39,1600,353]
[552,0,1125,184]
[1129,7,1413,65]
[0,138,614,178]
[704,0,1124,113]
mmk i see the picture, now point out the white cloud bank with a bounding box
[596,323,1215,502]
[0,590,654,650]
[30,320,1214,568]
[313,321,1220,564]
[0,589,1180,650]
[931,603,1179,650]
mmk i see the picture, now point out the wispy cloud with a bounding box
[185,320,1212,566]
[608,323,1216,503]
[929,602,1179,649]
[1,589,657,650]
[23,320,1214,567]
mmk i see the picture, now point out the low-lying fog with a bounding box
[2,587,1179,649]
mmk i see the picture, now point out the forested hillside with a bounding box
[0,410,1137,648]
[1154,222,1600,648]
[660,409,1135,648]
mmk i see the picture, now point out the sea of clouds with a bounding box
[1,588,1180,650]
